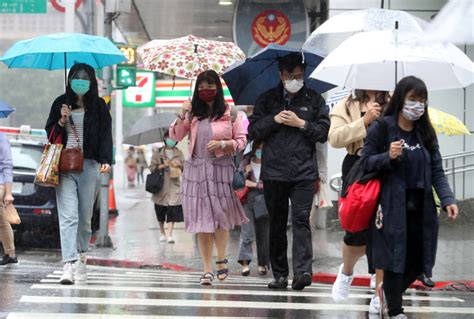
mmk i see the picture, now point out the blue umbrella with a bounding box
[0,100,15,118]
[222,43,334,105]
[0,32,127,84]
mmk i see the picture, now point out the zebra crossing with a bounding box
[4,263,474,318]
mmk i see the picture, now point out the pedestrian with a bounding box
[361,76,458,318]
[125,146,137,188]
[237,140,269,277]
[149,131,184,244]
[328,89,390,313]
[0,132,18,266]
[45,63,112,285]
[248,53,330,291]
[169,70,248,285]
[136,148,148,185]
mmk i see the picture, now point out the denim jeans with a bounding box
[56,159,100,262]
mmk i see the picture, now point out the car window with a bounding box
[10,144,42,171]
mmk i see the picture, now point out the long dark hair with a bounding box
[346,90,390,115]
[190,70,226,120]
[384,76,437,151]
[65,63,99,110]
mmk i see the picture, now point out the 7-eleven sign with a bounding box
[123,71,156,107]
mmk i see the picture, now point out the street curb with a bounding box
[312,273,474,291]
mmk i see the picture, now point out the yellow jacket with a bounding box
[328,96,367,155]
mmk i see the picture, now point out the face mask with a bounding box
[283,79,304,94]
[402,100,425,121]
[71,79,90,95]
[255,149,262,159]
[165,138,177,148]
[198,88,217,102]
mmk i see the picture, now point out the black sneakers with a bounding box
[0,254,18,266]
[268,276,288,289]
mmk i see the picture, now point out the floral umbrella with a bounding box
[138,35,246,79]
[429,107,471,136]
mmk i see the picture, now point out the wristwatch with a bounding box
[220,140,226,149]
[300,121,308,131]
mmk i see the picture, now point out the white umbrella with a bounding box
[310,30,474,91]
[424,0,474,45]
[303,8,428,55]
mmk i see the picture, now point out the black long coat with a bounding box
[361,115,455,276]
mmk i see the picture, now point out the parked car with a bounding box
[9,138,60,248]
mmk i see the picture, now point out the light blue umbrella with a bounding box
[0,100,15,118]
[222,43,334,106]
[0,32,127,84]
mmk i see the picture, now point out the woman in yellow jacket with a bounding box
[328,90,389,313]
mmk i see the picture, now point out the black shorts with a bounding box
[343,230,367,246]
[154,204,184,223]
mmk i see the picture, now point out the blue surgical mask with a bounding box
[255,149,262,159]
[165,138,177,148]
[71,79,90,95]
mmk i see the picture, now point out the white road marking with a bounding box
[19,295,474,314]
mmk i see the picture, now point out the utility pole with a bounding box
[64,0,75,32]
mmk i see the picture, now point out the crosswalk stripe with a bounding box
[30,283,466,302]
[19,295,474,314]
[7,313,267,319]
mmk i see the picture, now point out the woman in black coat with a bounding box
[361,76,458,318]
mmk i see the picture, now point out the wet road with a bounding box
[1,261,473,318]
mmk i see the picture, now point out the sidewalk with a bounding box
[87,185,474,285]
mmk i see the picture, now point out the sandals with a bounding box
[200,272,214,285]
[241,265,250,277]
[258,265,268,276]
[216,259,229,281]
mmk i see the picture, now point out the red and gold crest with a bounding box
[251,10,291,48]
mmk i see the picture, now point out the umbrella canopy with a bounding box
[310,30,474,91]
[429,108,471,136]
[138,35,246,79]
[222,44,334,106]
[0,33,127,70]
[0,100,15,119]
[124,112,177,146]
[303,8,428,55]
[424,0,474,45]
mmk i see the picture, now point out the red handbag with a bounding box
[235,186,250,204]
[338,179,381,232]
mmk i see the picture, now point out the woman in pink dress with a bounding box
[169,70,248,285]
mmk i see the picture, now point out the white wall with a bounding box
[326,0,474,200]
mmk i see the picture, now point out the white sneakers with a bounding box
[59,253,87,285]
[59,262,74,285]
[75,253,88,282]
[159,235,167,242]
[167,237,175,244]
[332,264,354,302]
[369,295,381,314]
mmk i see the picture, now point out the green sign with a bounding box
[0,0,47,14]
[123,71,156,108]
[116,65,136,87]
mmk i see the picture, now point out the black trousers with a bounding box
[384,189,424,316]
[263,180,314,278]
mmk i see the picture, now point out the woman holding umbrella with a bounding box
[361,76,458,318]
[45,63,113,285]
[169,70,247,285]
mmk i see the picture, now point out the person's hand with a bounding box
[60,104,71,124]
[389,139,404,159]
[100,164,111,173]
[245,180,258,188]
[445,204,458,220]
[280,110,305,128]
[180,101,192,119]
[170,159,181,168]
[363,102,382,126]
[206,140,222,152]
[274,111,285,124]
[3,193,14,206]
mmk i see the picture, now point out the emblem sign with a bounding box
[234,0,308,57]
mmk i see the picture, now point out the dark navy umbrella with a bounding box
[222,43,334,106]
[0,100,15,118]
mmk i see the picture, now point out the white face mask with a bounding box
[283,79,304,94]
[402,100,425,121]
